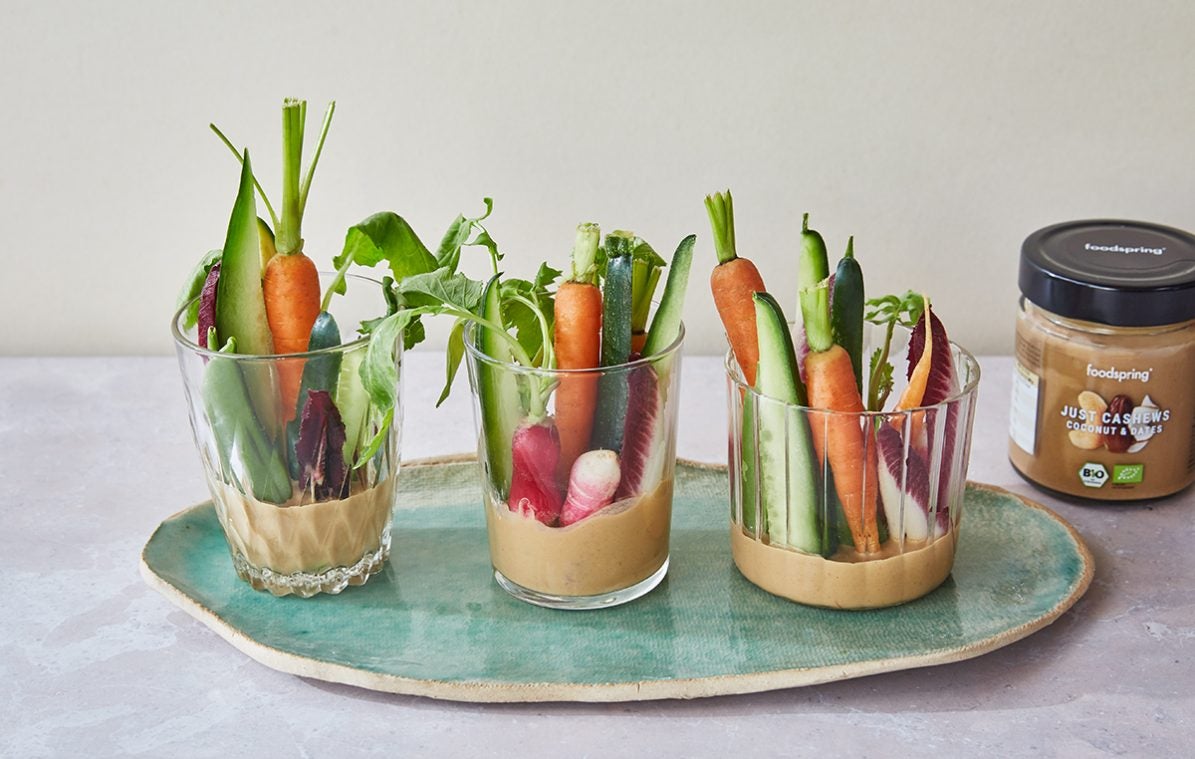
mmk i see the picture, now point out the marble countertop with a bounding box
[1,354,1191,756]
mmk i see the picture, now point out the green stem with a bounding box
[321,248,357,312]
[509,293,554,369]
[300,101,335,215]
[571,222,600,284]
[208,123,279,229]
[445,308,536,368]
[845,235,855,259]
[276,99,305,255]
[704,189,737,264]
[868,319,896,411]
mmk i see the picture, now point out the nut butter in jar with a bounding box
[1010,220,1195,501]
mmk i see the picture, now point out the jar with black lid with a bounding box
[1010,220,1195,500]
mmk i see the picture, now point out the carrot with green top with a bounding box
[799,217,880,554]
[262,99,336,422]
[552,223,603,482]
[706,190,766,386]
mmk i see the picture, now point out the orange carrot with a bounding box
[261,99,335,423]
[805,345,881,554]
[706,191,766,386]
[894,295,933,446]
[264,251,322,421]
[631,331,648,354]
[553,224,604,483]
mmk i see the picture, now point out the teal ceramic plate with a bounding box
[140,458,1093,703]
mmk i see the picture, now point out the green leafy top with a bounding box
[864,290,927,411]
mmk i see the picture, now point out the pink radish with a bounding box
[559,450,622,526]
[509,422,563,525]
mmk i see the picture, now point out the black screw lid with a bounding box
[1020,220,1195,327]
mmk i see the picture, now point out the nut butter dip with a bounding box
[1010,220,1195,500]
[484,479,673,598]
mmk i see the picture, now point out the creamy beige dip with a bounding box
[732,527,956,609]
[210,476,395,575]
[484,479,673,597]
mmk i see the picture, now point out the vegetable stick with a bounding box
[799,217,879,554]
[553,223,603,482]
[804,343,881,554]
[590,233,634,451]
[706,190,766,386]
[265,252,322,420]
[831,237,865,394]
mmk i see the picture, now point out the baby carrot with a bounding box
[263,99,335,422]
[553,223,603,482]
[706,190,766,386]
[804,342,881,554]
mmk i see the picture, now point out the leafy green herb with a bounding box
[397,268,488,313]
[500,262,562,363]
[437,318,468,407]
[436,198,494,273]
[329,212,438,299]
[864,290,925,411]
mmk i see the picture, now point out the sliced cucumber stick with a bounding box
[476,275,524,497]
[752,292,820,554]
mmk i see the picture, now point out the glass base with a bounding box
[493,558,669,610]
[229,531,391,598]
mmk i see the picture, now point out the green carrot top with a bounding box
[570,222,601,284]
[208,99,336,257]
[705,189,737,265]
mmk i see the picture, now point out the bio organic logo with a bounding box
[1113,464,1145,484]
[1079,463,1108,488]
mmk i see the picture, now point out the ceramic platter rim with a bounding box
[140,456,1094,703]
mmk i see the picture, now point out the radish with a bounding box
[615,363,668,499]
[560,450,622,526]
[508,422,563,525]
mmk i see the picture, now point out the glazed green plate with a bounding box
[140,458,1093,702]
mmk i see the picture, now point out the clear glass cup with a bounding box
[171,273,401,598]
[463,323,685,609]
[726,328,980,609]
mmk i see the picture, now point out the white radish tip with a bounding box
[571,449,620,479]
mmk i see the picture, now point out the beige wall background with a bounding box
[2,0,1192,357]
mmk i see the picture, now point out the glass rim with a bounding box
[724,340,981,417]
[171,271,383,361]
[462,320,686,376]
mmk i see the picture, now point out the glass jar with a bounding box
[1009,220,1195,500]
[726,332,981,610]
[462,322,684,610]
[172,273,402,597]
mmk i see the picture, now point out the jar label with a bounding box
[1010,360,1040,455]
